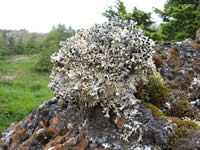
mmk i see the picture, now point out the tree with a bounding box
[0,34,8,56]
[8,36,16,55]
[24,33,40,54]
[103,0,127,20]
[35,24,75,72]
[154,0,200,41]
[103,0,154,30]
[15,38,24,54]
[103,0,164,43]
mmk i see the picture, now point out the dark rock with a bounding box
[0,98,174,150]
[19,122,27,129]
[185,52,192,58]
[160,68,174,80]
[162,41,171,46]
[168,62,177,68]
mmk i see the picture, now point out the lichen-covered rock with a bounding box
[49,18,156,120]
[0,98,174,150]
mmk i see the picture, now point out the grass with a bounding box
[0,55,53,135]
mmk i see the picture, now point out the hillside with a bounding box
[0,55,53,135]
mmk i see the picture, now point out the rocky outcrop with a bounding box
[0,97,174,150]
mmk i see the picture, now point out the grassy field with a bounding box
[0,55,53,135]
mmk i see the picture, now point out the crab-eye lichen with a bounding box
[49,18,156,119]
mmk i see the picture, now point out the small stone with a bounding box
[19,122,27,129]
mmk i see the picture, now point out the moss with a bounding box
[190,41,200,50]
[166,117,200,150]
[166,117,199,129]
[144,103,166,118]
[168,49,177,56]
[169,81,179,89]
[137,73,170,107]
[170,100,199,119]
[152,55,163,67]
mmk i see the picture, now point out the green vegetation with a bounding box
[0,55,53,135]
[136,73,170,107]
[144,103,166,118]
[0,30,43,56]
[103,0,165,43]
[154,0,200,41]
[167,117,200,150]
[170,100,199,119]
[0,25,75,72]
[104,0,200,42]
[35,25,75,72]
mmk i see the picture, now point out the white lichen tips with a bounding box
[48,18,155,118]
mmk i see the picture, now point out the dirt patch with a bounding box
[7,55,37,64]
[0,72,18,80]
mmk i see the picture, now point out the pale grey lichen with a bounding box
[49,18,156,141]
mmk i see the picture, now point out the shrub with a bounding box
[34,48,53,72]
[149,31,166,43]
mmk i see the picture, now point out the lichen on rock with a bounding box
[49,18,156,119]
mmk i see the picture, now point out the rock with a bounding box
[153,38,200,100]
[19,122,27,129]
[196,28,200,43]
[162,41,171,46]
[185,52,192,58]
[0,98,173,150]
[191,99,200,107]
[168,62,177,68]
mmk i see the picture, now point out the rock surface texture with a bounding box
[153,39,200,101]
[0,97,173,150]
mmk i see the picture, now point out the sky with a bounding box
[0,0,166,33]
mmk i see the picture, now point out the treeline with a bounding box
[34,25,75,72]
[0,25,75,72]
[0,29,46,56]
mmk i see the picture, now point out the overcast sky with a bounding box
[0,0,166,33]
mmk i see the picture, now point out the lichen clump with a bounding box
[49,19,155,118]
